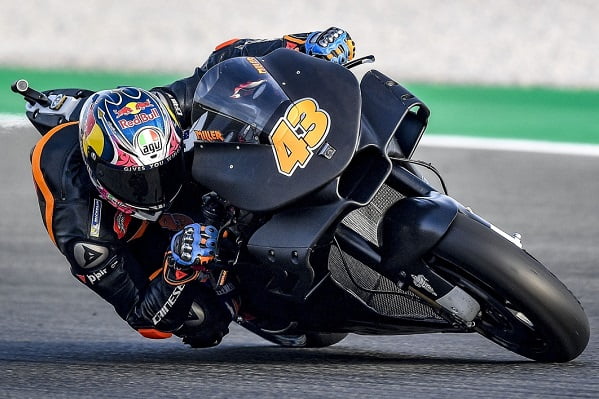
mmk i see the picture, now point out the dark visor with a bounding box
[95,150,185,208]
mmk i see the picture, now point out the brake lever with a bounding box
[343,55,375,69]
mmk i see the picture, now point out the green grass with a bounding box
[1,67,180,114]
[405,83,599,144]
[3,67,598,144]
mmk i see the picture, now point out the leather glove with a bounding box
[171,223,218,266]
[304,27,355,64]
[163,223,219,285]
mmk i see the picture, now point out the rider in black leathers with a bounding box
[31,28,355,347]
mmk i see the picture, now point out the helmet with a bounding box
[79,87,184,221]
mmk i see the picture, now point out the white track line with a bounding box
[3,113,598,157]
[420,135,599,157]
[0,113,30,129]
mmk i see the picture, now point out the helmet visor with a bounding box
[95,149,184,209]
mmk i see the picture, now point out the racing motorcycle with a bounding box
[12,48,589,362]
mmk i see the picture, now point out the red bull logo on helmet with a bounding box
[118,107,160,129]
[114,100,153,118]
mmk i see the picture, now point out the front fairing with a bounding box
[191,49,361,212]
[192,56,289,135]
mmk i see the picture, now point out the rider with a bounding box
[31,28,355,347]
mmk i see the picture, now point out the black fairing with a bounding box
[191,49,445,320]
[192,49,361,212]
[377,192,459,284]
[358,70,429,157]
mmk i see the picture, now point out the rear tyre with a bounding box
[431,213,589,362]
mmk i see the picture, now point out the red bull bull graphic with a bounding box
[114,100,153,118]
[94,88,182,168]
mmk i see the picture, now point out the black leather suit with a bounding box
[31,34,310,344]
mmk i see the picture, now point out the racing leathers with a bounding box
[31,32,322,345]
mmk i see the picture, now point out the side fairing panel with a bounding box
[359,70,429,158]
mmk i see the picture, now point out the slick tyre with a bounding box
[430,213,589,362]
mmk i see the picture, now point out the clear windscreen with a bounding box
[193,57,290,132]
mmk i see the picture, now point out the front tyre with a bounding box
[431,213,589,362]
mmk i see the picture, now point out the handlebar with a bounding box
[11,79,51,106]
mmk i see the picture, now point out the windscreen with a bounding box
[193,56,290,132]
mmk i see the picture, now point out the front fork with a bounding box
[335,191,481,325]
[378,190,482,325]
[337,164,521,326]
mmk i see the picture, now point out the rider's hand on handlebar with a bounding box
[162,223,219,286]
[170,223,218,268]
[304,27,355,64]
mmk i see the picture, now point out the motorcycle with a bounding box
[13,48,589,362]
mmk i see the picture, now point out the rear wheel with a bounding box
[430,213,589,362]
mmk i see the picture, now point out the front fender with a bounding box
[377,192,459,282]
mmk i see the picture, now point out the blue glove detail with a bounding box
[305,27,355,64]
[170,223,218,266]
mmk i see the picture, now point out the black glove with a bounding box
[304,27,355,64]
[163,223,219,286]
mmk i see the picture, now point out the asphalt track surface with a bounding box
[1,127,597,398]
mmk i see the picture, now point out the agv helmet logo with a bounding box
[136,128,163,156]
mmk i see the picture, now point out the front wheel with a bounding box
[430,213,589,362]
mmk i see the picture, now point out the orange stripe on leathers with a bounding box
[127,220,149,242]
[214,38,240,51]
[137,328,172,339]
[31,122,79,245]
